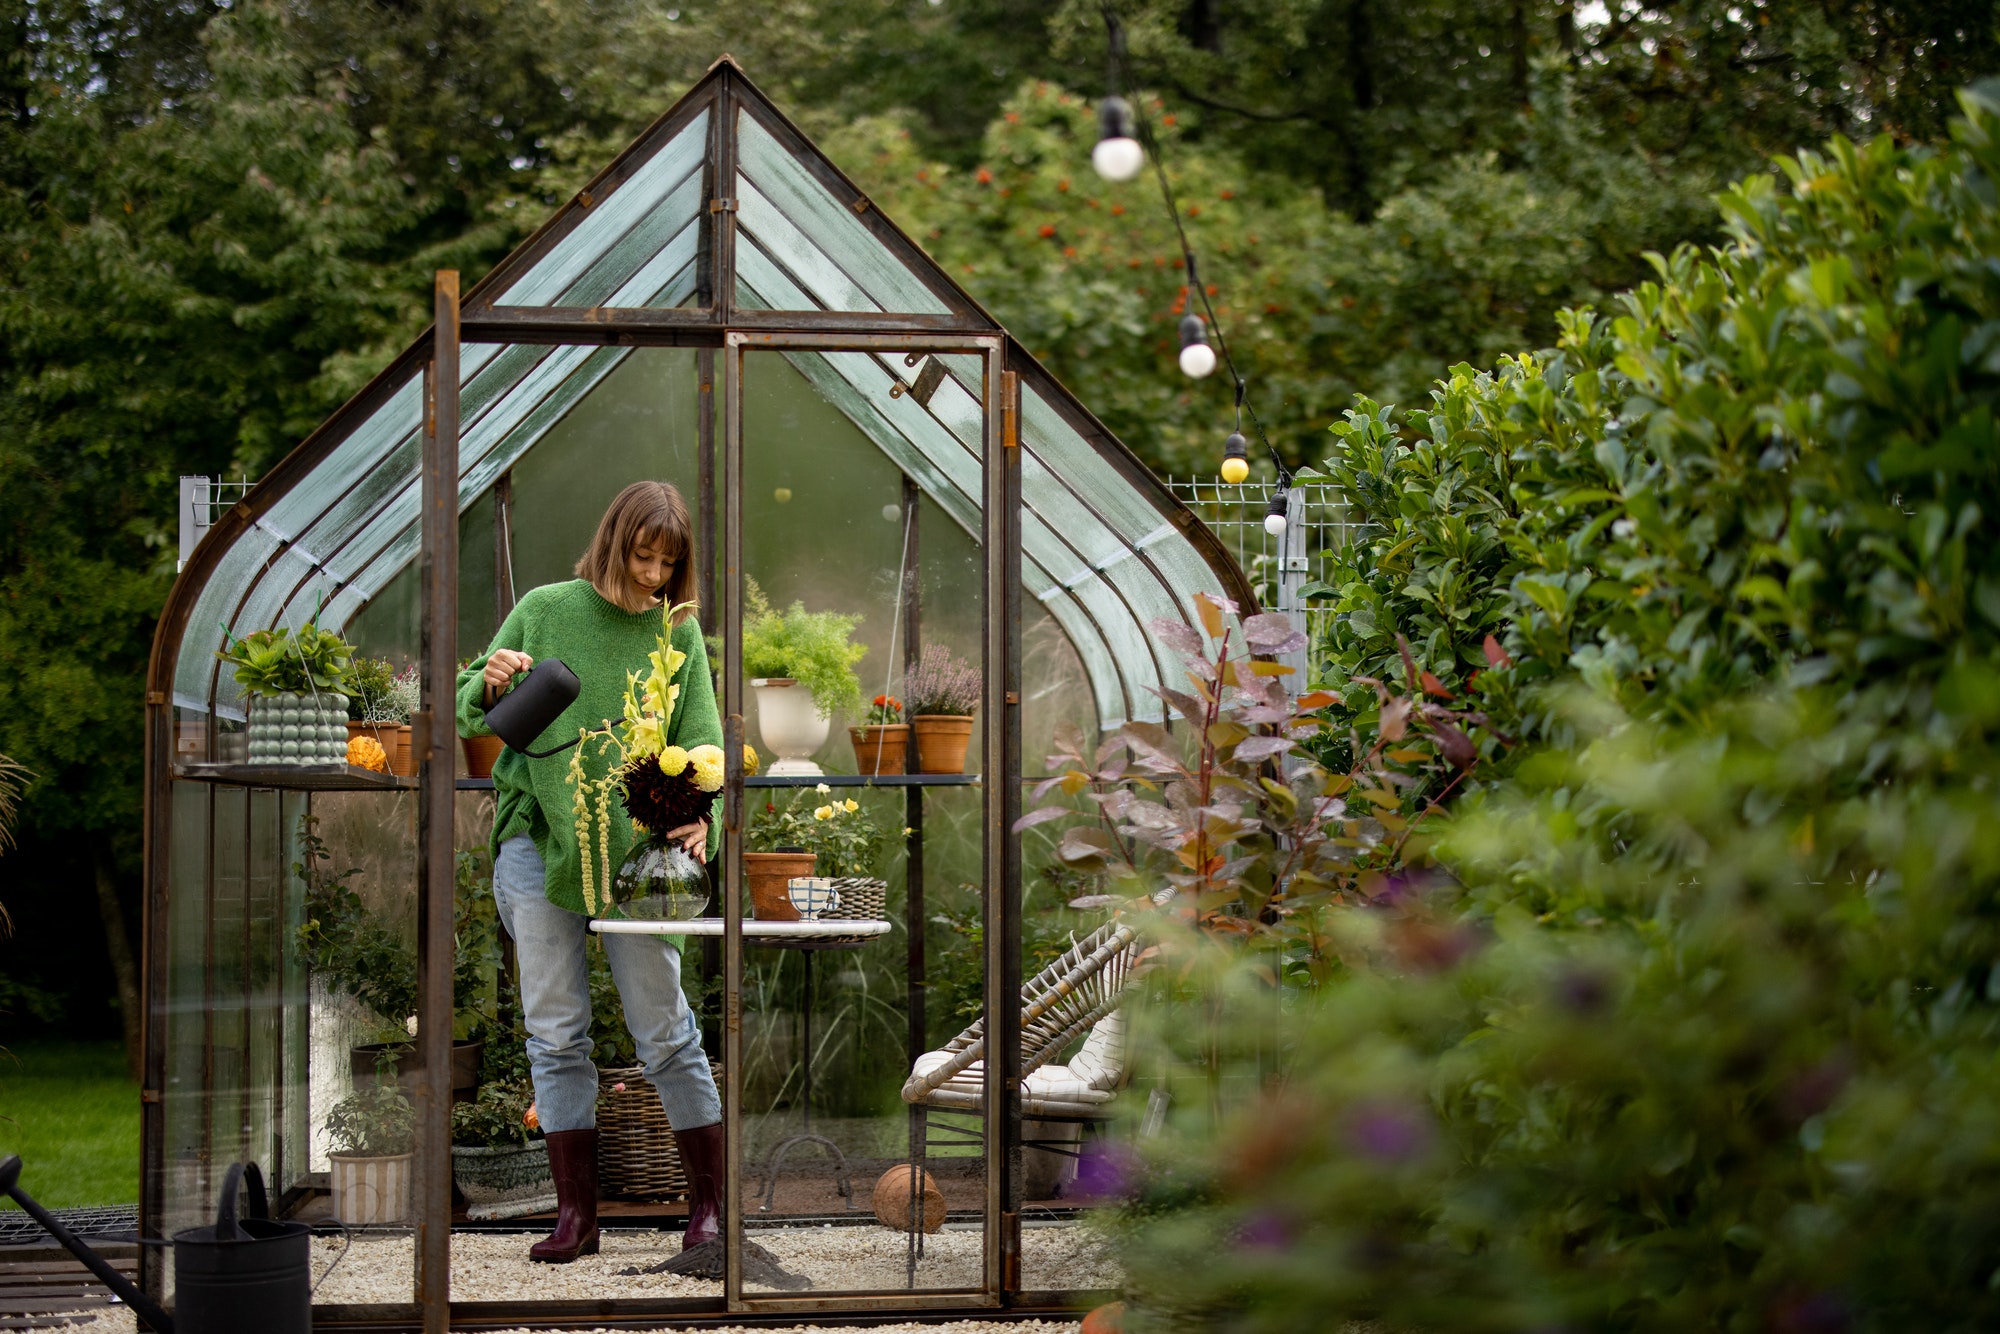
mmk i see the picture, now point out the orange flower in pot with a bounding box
[849,694,910,775]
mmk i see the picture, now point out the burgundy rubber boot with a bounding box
[674,1123,725,1250]
[529,1128,600,1263]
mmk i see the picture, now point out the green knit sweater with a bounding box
[455,580,723,917]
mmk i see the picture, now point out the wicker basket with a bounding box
[825,877,888,944]
[595,1063,721,1201]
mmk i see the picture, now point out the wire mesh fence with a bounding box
[1163,477,1352,670]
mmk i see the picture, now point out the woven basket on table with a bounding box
[825,876,889,943]
[595,1062,722,1201]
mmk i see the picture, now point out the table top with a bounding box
[587,917,891,941]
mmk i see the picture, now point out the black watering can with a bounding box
[482,657,596,756]
[1,1154,346,1334]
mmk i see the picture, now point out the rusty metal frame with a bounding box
[136,51,1237,1328]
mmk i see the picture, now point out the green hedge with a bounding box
[1118,84,2000,1332]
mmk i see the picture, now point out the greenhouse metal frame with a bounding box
[141,57,1250,1330]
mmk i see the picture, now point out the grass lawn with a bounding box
[0,1040,138,1209]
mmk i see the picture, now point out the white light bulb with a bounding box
[1178,341,1217,378]
[1265,512,1287,538]
[882,504,902,523]
[1092,136,1145,183]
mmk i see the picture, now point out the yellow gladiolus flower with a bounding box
[627,716,665,757]
[657,745,690,777]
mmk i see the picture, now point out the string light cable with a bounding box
[1097,2,1290,490]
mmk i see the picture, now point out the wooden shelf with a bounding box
[176,764,498,792]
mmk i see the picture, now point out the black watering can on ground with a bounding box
[1,1153,347,1334]
[171,1160,317,1334]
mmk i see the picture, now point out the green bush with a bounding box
[1113,85,2000,1331]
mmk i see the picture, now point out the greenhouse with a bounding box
[139,56,1248,1328]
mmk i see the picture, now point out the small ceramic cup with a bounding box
[786,877,839,920]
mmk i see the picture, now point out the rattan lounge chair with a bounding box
[901,918,1143,1120]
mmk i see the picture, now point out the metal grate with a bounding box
[176,475,254,572]
[0,1205,138,1246]
[1165,478,1350,679]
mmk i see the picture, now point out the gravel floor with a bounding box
[303,1224,1115,1302]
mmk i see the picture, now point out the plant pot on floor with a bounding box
[351,1039,484,1105]
[745,850,815,921]
[451,1141,556,1220]
[849,723,909,776]
[329,1153,412,1225]
[248,692,349,765]
[912,714,974,774]
[751,678,829,776]
[461,732,504,779]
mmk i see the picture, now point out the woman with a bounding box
[455,480,723,1264]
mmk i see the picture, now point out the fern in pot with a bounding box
[727,578,866,777]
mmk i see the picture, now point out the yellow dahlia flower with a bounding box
[657,745,690,777]
[687,743,725,791]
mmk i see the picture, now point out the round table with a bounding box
[588,916,891,1210]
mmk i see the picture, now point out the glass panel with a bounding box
[733,108,951,316]
[730,348,987,1296]
[173,526,280,717]
[496,106,710,307]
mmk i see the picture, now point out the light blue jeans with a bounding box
[493,835,721,1133]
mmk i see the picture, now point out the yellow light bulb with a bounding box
[1220,456,1249,484]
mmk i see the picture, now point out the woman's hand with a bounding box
[483,650,534,702]
[664,818,709,859]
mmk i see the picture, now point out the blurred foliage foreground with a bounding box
[1078,87,2000,1331]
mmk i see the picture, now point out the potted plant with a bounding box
[345,658,418,777]
[296,820,493,1099]
[215,614,356,766]
[451,1079,554,1220]
[904,643,979,773]
[732,578,866,777]
[326,1069,415,1225]
[456,656,506,778]
[746,784,885,920]
[850,693,909,775]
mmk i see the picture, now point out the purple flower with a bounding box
[1342,1100,1436,1164]
[1236,1209,1293,1251]
[1072,1141,1142,1203]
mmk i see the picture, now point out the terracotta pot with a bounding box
[848,723,909,776]
[912,714,974,774]
[461,732,504,778]
[744,850,815,921]
[871,1163,946,1234]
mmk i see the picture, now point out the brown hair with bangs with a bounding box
[575,480,699,622]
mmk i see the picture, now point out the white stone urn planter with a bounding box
[751,678,829,776]
[328,1152,412,1225]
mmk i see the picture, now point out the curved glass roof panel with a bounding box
[167,65,1243,739]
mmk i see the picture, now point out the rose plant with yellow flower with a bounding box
[746,781,887,879]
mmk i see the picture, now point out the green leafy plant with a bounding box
[731,577,866,721]
[294,817,497,1038]
[216,613,356,698]
[450,1078,538,1149]
[1108,83,2000,1333]
[748,784,886,879]
[345,656,397,723]
[902,643,978,717]
[326,1073,414,1157]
